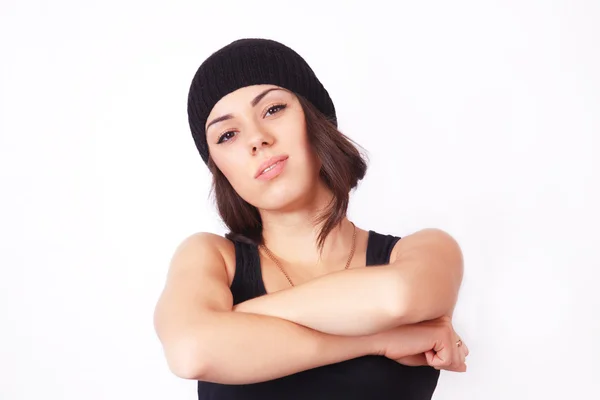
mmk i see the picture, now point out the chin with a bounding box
[254,183,312,212]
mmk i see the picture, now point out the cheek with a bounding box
[213,151,263,204]
[292,133,320,174]
[285,119,313,159]
[217,156,246,187]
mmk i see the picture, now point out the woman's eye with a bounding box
[217,131,236,144]
[216,104,287,144]
[265,104,287,117]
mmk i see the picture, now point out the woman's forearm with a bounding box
[234,264,408,336]
[185,310,377,384]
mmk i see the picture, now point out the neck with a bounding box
[259,182,355,269]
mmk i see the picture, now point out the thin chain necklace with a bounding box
[259,222,357,287]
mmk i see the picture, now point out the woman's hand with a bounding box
[374,316,469,372]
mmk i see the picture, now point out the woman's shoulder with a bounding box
[175,231,237,285]
[385,228,454,265]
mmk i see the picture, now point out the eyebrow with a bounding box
[205,87,286,132]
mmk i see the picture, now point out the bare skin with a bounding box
[153,84,469,383]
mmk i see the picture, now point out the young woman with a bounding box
[154,38,469,400]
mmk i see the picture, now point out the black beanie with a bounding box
[187,38,337,166]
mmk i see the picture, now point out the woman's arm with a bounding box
[154,233,383,385]
[233,264,408,336]
[233,228,464,335]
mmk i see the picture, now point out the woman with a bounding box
[154,38,469,400]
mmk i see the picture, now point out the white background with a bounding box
[1,0,599,399]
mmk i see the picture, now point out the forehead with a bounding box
[208,84,289,118]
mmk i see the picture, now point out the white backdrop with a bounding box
[1,0,599,399]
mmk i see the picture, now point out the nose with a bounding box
[248,128,274,156]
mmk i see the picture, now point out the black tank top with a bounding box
[197,230,440,399]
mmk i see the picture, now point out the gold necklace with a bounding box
[259,222,357,287]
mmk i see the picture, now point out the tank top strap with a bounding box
[366,230,402,266]
[229,240,267,305]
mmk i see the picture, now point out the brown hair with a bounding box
[207,93,368,252]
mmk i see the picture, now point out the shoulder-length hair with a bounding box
[207,93,368,252]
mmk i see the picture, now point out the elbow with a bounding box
[386,274,456,325]
[386,276,419,325]
[164,335,212,380]
[383,267,429,326]
[384,229,464,324]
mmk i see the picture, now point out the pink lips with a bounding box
[255,155,289,180]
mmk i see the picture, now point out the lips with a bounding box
[255,154,289,178]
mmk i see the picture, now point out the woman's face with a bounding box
[206,84,322,211]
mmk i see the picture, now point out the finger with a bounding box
[459,340,468,362]
[425,350,437,367]
[456,334,469,356]
[429,347,453,370]
[453,341,463,369]
[425,350,444,370]
[445,361,467,373]
[461,344,469,360]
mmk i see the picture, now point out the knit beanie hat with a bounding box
[187,38,337,166]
